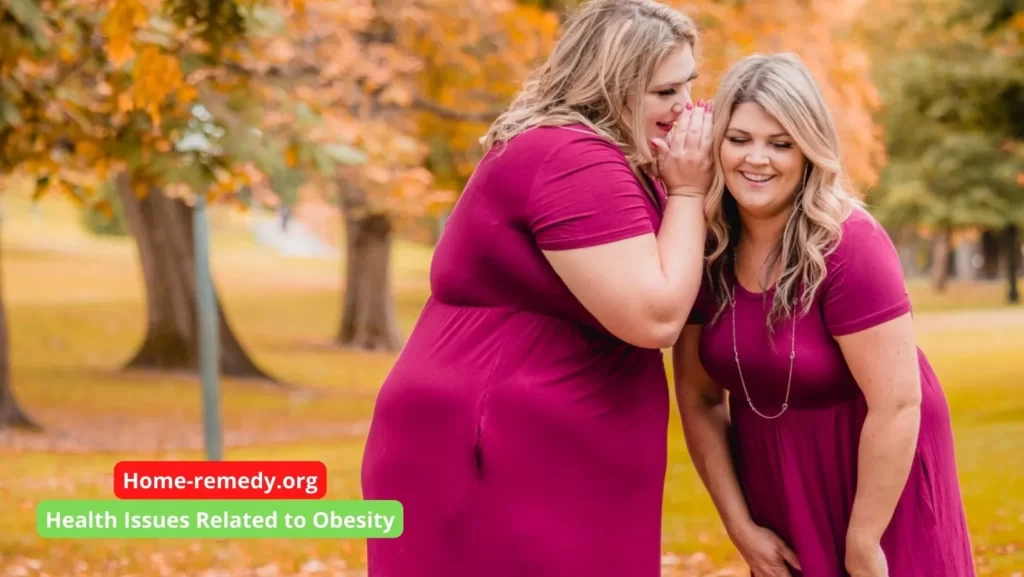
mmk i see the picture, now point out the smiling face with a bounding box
[642,43,697,146]
[720,101,808,220]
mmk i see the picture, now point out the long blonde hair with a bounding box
[481,0,698,183]
[705,53,862,329]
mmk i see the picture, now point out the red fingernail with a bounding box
[686,102,693,110]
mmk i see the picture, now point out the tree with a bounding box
[254,0,556,351]
[0,216,40,430]
[0,0,93,428]
[865,0,1023,293]
[0,0,328,380]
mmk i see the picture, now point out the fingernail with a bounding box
[697,99,705,107]
[686,102,693,110]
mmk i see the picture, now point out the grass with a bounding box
[1,192,1021,576]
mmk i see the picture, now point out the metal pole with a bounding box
[193,192,223,461]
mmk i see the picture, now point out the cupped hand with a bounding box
[732,522,802,577]
[845,535,888,577]
[651,100,714,197]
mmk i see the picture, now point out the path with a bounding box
[914,305,1024,331]
[250,215,340,260]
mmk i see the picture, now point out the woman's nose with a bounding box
[745,150,770,165]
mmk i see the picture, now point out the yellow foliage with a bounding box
[285,144,299,168]
[101,0,148,67]
[131,45,184,125]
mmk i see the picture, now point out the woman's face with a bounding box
[643,44,697,148]
[720,102,808,220]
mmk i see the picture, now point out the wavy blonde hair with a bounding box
[705,53,862,329]
[481,0,698,193]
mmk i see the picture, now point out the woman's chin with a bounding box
[732,191,789,219]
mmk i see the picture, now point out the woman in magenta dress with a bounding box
[361,1,716,575]
[675,53,976,577]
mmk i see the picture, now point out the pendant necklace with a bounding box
[729,284,796,420]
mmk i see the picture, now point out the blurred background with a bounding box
[0,0,1020,575]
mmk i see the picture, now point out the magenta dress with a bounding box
[361,124,672,576]
[687,208,976,576]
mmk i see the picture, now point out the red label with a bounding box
[113,461,327,499]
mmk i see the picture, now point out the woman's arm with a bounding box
[835,312,922,549]
[543,105,713,349]
[673,325,800,575]
[545,195,706,348]
[673,324,750,534]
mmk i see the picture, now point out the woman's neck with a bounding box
[734,209,793,290]
[738,209,791,254]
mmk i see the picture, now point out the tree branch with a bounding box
[222,61,505,123]
[410,95,502,123]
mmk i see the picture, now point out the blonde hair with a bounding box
[705,52,862,329]
[481,0,698,185]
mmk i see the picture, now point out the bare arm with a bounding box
[674,324,802,575]
[673,324,754,535]
[836,312,922,545]
[543,104,713,349]
[544,197,706,348]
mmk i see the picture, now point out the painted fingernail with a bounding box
[697,99,705,107]
[686,102,693,110]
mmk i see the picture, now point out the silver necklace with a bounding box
[729,285,796,419]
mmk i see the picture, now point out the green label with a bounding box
[37,500,403,539]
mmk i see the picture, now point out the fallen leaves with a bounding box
[0,407,368,454]
[1,555,362,577]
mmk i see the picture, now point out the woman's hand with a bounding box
[731,522,801,577]
[651,100,714,197]
[845,533,888,577]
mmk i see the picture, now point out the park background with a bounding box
[0,0,1021,575]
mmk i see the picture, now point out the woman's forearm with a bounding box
[644,195,707,338]
[679,396,754,538]
[847,403,921,543]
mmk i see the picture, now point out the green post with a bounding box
[193,192,223,461]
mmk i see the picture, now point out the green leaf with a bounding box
[0,99,23,126]
[312,146,336,176]
[324,143,368,166]
[5,0,49,48]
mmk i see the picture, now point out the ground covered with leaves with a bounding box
[1,195,1021,576]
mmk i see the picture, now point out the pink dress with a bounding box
[361,124,672,576]
[687,208,976,576]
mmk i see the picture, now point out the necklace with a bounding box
[729,285,796,419]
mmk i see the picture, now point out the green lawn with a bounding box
[1,193,1021,576]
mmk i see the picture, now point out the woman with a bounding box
[675,52,976,577]
[361,1,713,575]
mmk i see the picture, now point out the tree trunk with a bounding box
[930,227,952,291]
[981,229,1001,280]
[336,177,403,351]
[0,219,40,430]
[894,226,919,278]
[1007,223,1020,305]
[116,174,275,381]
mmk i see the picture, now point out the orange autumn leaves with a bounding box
[4,0,890,225]
[676,0,885,189]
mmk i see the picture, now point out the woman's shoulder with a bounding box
[831,204,897,258]
[500,123,626,159]
[823,204,904,283]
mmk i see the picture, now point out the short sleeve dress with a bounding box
[361,124,674,577]
[687,207,976,576]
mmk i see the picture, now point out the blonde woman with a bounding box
[675,53,976,577]
[361,1,713,575]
